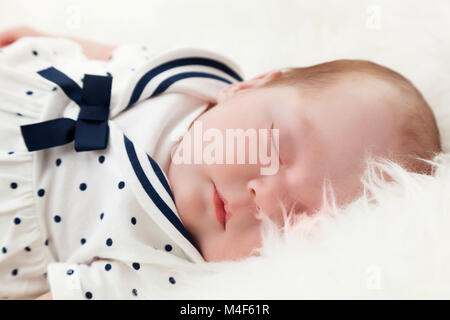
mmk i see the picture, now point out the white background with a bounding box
[0,0,447,77]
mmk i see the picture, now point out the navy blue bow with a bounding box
[20,67,112,152]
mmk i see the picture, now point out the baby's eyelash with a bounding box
[270,122,282,165]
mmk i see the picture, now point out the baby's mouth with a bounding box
[213,184,231,230]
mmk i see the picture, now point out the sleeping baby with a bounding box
[0,26,441,299]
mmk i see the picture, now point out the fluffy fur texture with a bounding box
[168,155,450,299]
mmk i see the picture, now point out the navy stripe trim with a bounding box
[146,154,175,202]
[124,135,195,245]
[149,72,232,99]
[127,57,243,108]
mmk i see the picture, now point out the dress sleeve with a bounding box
[47,258,191,300]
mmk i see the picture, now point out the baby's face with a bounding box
[168,73,400,261]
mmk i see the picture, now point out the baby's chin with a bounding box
[201,241,261,262]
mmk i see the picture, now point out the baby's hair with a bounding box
[263,59,442,175]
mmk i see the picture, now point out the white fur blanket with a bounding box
[166,155,450,299]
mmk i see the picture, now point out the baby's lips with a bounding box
[216,188,234,230]
[213,185,227,230]
[223,202,232,225]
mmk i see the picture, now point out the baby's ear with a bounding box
[217,70,282,102]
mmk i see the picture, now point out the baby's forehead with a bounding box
[292,77,403,138]
[308,75,402,115]
[262,75,403,137]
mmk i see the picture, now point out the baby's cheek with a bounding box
[169,165,208,224]
[206,161,259,192]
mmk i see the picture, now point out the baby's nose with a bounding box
[247,177,287,221]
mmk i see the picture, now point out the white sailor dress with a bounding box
[0,37,243,299]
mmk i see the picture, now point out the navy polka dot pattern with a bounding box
[132,263,140,270]
[0,43,229,299]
